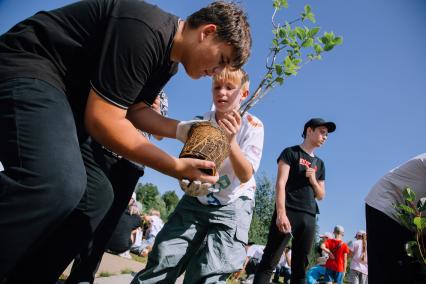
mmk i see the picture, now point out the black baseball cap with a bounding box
[302,118,336,138]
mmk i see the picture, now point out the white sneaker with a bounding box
[119,250,132,259]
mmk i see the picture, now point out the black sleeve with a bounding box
[277,147,294,166]
[91,18,160,109]
[317,159,326,181]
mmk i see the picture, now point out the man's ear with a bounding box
[200,24,217,41]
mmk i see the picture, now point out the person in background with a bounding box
[131,209,164,257]
[254,118,336,284]
[320,225,349,284]
[365,153,426,284]
[348,230,368,284]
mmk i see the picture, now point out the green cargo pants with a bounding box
[131,194,254,284]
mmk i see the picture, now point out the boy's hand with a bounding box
[305,167,317,184]
[218,110,241,143]
[179,179,220,196]
[176,120,207,142]
[276,211,292,233]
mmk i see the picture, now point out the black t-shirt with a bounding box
[277,145,325,215]
[107,210,141,253]
[0,0,178,109]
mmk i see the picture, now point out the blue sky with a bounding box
[1,0,425,242]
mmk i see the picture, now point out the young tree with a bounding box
[249,173,276,244]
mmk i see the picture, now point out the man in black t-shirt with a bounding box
[254,118,336,284]
[0,0,252,282]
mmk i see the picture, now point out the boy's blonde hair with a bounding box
[213,67,250,93]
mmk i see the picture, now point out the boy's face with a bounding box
[307,126,329,147]
[181,24,234,79]
[212,78,243,113]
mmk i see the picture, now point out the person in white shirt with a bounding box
[132,67,264,284]
[365,153,426,284]
[348,230,367,284]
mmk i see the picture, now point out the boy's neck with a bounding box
[299,141,316,156]
[214,109,238,122]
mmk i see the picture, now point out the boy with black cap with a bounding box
[254,118,336,284]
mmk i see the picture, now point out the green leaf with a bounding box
[272,38,279,47]
[314,44,323,54]
[275,77,284,85]
[293,58,302,65]
[320,36,330,45]
[413,216,426,230]
[295,27,306,40]
[406,241,418,257]
[278,27,287,38]
[309,27,320,37]
[306,12,316,23]
[275,64,283,75]
[396,204,416,215]
[301,38,314,47]
[324,44,334,51]
[333,36,343,45]
[304,5,312,14]
[403,187,416,203]
[417,198,426,212]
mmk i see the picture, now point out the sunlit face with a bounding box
[308,126,329,147]
[181,26,234,79]
[212,78,243,113]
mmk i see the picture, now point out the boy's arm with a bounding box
[306,167,325,200]
[275,161,291,233]
[85,90,218,184]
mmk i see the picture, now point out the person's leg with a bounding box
[324,268,334,284]
[184,197,254,284]
[253,209,292,284]
[335,271,344,284]
[4,137,115,284]
[0,78,87,280]
[66,147,143,284]
[366,204,414,284]
[288,210,316,284]
[131,196,206,284]
[282,267,291,284]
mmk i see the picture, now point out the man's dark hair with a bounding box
[187,1,251,69]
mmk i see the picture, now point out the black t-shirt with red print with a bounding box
[277,145,325,215]
[0,0,178,110]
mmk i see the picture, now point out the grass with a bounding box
[98,271,114,277]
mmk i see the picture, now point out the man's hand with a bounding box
[179,179,219,196]
[218,110,241,143]
[176,120,208,143]
[175,157,219,184]
[276,211,292,234]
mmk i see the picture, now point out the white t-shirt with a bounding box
[365,153,426,224]
[197,111,264,206]
[349,239,368,275]
[247,244,265,261]
[278,250,292,269]
[146,215,164,239]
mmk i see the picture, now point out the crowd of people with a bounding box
[0,0,424,284]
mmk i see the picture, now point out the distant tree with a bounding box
[248,173,276,245]
[135,182,167,219]
[162,190,180,215]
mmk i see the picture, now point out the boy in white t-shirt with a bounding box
[132,67,264,284]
